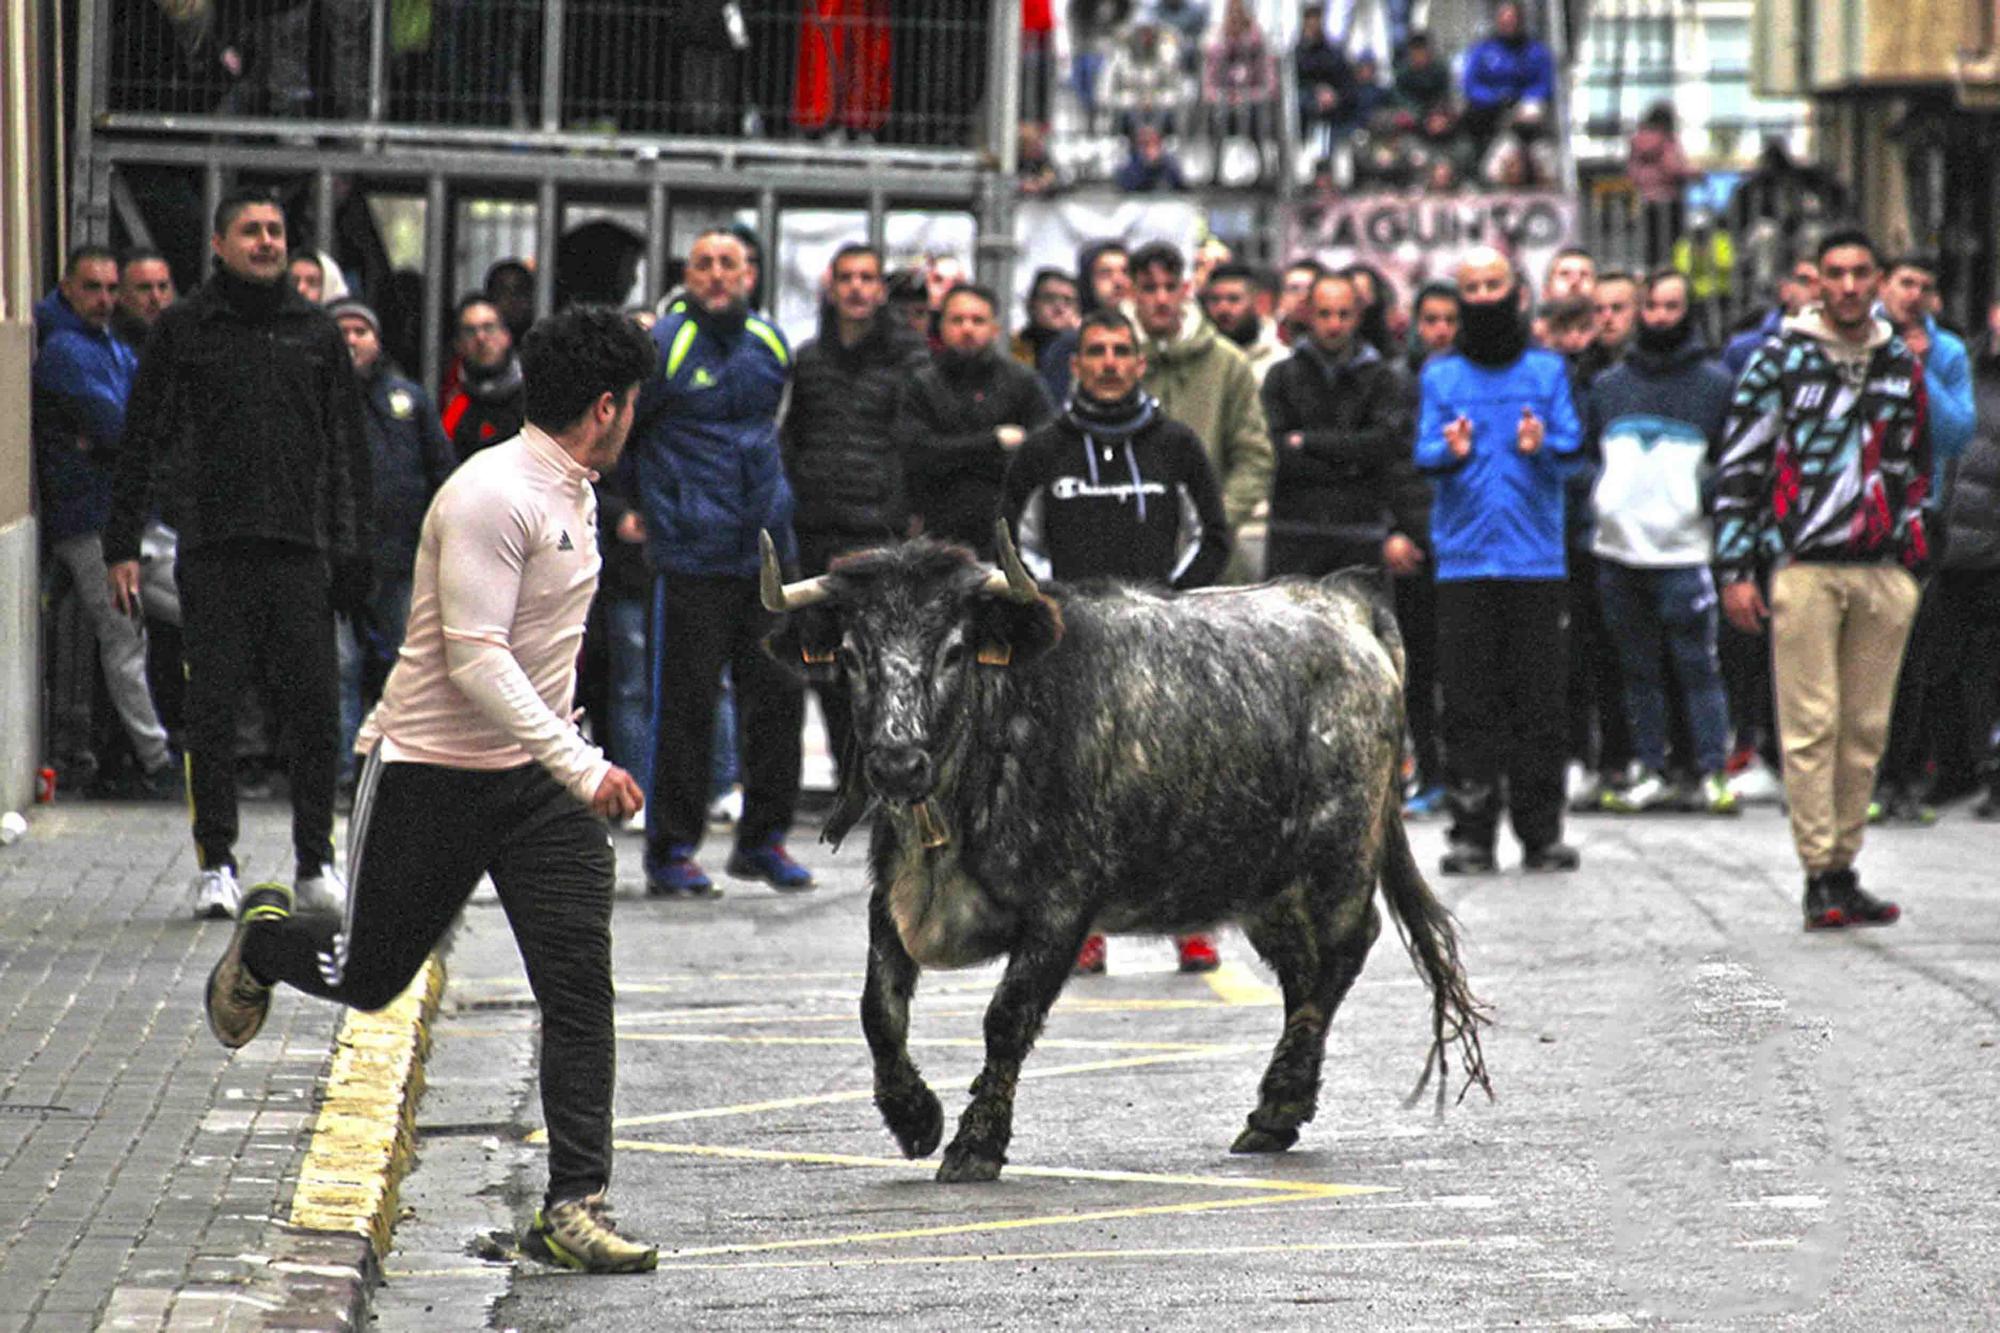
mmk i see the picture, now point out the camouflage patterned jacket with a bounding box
[1713,308,1932,585]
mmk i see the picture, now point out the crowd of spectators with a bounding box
[35,185,1999,951]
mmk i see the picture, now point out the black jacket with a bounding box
[1943,339,2000,571]
[784,309,928,546]
[1001,405,1230,591]
[106,269,370,567]
[1258,340,1415,556]
[899,347,1055,556]
[359,366,456,581]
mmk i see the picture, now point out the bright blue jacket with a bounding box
[1414,347,1581,580]
[32,290,139,543]
[631,305,798,578]
[1916,313,1976,494]
[1460,36,1554,109]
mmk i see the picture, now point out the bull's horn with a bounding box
[759,530,833,612]
[984,519,1041,603]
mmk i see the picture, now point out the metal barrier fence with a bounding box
[99,1,993,150]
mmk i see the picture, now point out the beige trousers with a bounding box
[1770,563,1921,873]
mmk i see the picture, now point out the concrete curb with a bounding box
[274,954,449,1326]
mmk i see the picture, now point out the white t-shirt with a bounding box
[358,424,611,804]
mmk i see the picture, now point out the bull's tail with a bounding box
[1379,788,1493,1114]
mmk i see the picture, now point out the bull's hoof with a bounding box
[936,1143,1004,1183]
[1230,1124,1300,1154]
[877,1083,944,1159]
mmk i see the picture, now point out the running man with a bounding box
[202,306,660,1273]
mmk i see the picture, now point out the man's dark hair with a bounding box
[520,305,658,432]
[1543,295,1594,332]
[1283,257,1327,281]
[1077,308,1138,344]
[1594,268,1638,289]
[831,242,884,275]
[287,251,323,274]
[1888,252,1941,279]
[118,247,169,270]
[1204,260,1257,289]
[1551,245,1595,268]
[886,267,928,303]
[1028,267,1077,302]
[453,293,503,332]
[1413,280,1460,312]
[1816,226,1881,266]
[65,244,119,276]
[939,282,999,315]
[1643,267,1691,300]
[1130,241,1187,282]
[213,185,285,236]
[485,259,533,291]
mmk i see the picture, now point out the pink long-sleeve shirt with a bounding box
[357,424,612,804]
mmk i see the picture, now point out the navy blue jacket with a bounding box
[1414,347,1581,580]
[32,291,140,544]
[631,304,797,578]
[1583,336,1735,568]
[359,367,457,581]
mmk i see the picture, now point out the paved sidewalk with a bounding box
[0,797,374,1331]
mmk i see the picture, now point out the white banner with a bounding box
[1009,195,1206,310]
[1284,190,1578,300]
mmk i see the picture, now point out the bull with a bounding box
[760,522,1489,1183]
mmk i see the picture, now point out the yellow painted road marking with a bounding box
[611,1139,1378,1196]
[1203,959,1283,1007]
[568,1045,1263,1138]
[652,1234,1512,1273]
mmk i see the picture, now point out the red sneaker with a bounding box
[1176,934,1221,973]
[1073,933,1107,975]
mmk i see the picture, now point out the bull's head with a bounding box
[761,522,1064,805]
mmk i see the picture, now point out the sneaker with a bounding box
[1439,840,1498,876]
[139,762,183,801]
[204,882,291,1049]
[1565,762,1606,813]
[725,839,816,892]
[1802,871,1847,930]
[1401,784,1447,819]
[1727,759,1784,805]
[295,864,347,916]
[1827,867,1899,927]
[1176,933,1221,973]
[1601,769,1674,814]
[1879,789,1938,826]
[1522,841,1582,872]
[1073,933,1107,975]
[521,1192,658,1274]
[646,848,719,899]
[706,787,743,826]
[189,866,242,920]
[1699,772,1740,816]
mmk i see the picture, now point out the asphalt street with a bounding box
[372,804,2000,1331]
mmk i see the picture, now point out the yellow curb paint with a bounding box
[1202,959,1283,1007]
[287,955,447,1258]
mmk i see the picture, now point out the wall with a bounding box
[1,2,45,812]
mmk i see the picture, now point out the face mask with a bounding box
[1457,293,1527,367]
[1634,314,1692,356]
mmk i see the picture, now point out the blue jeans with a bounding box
[1596,562,1733,774]
[606,597,654,797]
[338,575,414,785]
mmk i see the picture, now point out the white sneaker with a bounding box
[706,788,743,826]
[295,864,348,916]
[190,866,242,920]
[1727,759,1784,805]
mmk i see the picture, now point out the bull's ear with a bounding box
[764,605,844,682]
[966,590,1064,668]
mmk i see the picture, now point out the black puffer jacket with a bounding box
[784,308,928,545]
[1258,339,1415,550]
[899,346,1055,555]
[360,366,456,581]
[1942,339,2000,571]
[105,268,370,567]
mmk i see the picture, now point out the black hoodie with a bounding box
[785,305,929,546]
[899,345,1056,556]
